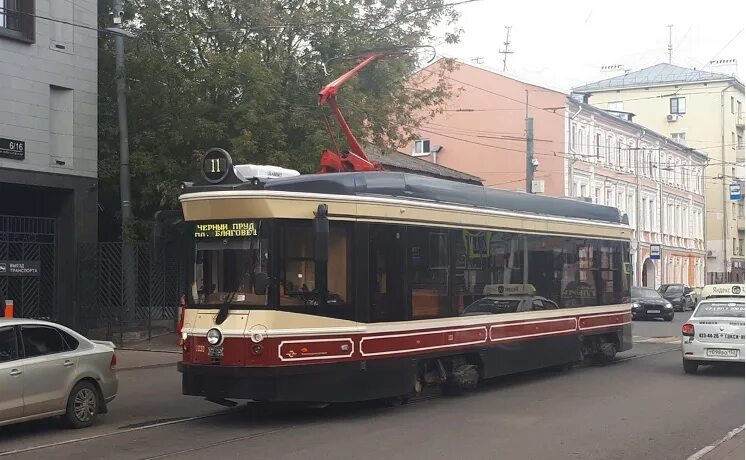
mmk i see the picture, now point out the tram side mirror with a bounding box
[254,273,268,296]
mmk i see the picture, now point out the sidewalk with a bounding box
[116,348,182,371]
[690,428,744,460]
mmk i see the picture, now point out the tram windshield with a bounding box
[191,221,269,307]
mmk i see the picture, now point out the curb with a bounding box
[687,425,745,460]
[117,362,179,372]
[117,347,182,354]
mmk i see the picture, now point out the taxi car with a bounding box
[681,297,745,374]
[0,318,118,428]
[461,284,558,315]
[699,283,744,301]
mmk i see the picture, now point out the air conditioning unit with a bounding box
[666,114,679,122]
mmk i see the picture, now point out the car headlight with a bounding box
[206,328,222,346]
[664,302,673,309]
[631,302,640,310]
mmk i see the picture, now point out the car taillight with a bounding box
[682,323,695,337]
[110,353,117,369]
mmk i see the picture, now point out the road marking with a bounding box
[686,424,745,460]
[633,336,680,344]
[0,411,228,457]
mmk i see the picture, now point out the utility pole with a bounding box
[114,0,132,233]
[500,26,513,72]
[526,91,534,193]
[113,0,136,325]
[667,25,673,64]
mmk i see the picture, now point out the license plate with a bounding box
[208,346,224,358]
[706,349,738,358]
[647,309,660,314]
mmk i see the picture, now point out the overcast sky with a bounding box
[434,0,745,92]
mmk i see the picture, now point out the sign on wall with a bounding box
[0,261,41,276]
[0,137,25,160]
[730,182,742,201]
[650,244,661,260]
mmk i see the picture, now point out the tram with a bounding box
[176,52,633,405]
[177,149,633,404]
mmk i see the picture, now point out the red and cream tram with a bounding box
[177,148,633,404]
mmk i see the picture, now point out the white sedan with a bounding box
[681,297,745,374]
[0,318,118,428]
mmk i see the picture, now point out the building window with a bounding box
[738,133,743,149]
[571,124,577,151]
[580,184,587,198]
[413,139,431,155]
[738,101,742,119]
[595,133,602,160]
[670,97,686,115]
[606,135,613,164]
[0,0,34,42]
[671,132,686,146]
[734,238,738,256]
[628,142,635,170]
[731,96,735,114]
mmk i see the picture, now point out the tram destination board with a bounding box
[0,137,25,160]
[193,221,259,238]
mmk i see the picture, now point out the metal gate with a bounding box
[0,215,56,319]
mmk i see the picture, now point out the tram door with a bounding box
[370,225,406,322]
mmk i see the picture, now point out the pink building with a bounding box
[405,60,568,195]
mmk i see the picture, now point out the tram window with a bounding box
[191,225,269,307]
[453,231,526,312]
[409,227,450,319]
[280,222,352,316]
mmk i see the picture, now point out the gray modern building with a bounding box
[1,0,98,325]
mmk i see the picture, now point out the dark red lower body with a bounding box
[178,324,632,403]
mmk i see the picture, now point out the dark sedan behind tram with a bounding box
[631,287,675,321]
[658,284,695,311]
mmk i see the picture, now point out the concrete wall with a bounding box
[405,61,567,195]
[0,0,98,177]
[584,80,745,281]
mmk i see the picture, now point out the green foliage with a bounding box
[97,0,460,240]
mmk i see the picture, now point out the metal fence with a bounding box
[77,240,187,347]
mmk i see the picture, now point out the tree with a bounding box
[97,0,461,240]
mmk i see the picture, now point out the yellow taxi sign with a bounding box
[483,284,536,296]
[700,284,744,299]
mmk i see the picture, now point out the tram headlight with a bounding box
[251,332,265,343]
[206,328,223,346]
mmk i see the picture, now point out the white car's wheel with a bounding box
[64,381,99,428]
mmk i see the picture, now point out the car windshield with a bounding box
[661,285,683,294]
[631,287,661,298]
[463,298,521,315]
[694,302,745,318]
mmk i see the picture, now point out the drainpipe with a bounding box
[720,83,734,280]
[659,141,665,285]
[568,105,583,197]
[636,128,646,286]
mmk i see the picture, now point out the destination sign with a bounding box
[0,137,25,160]
[194,221,259,238]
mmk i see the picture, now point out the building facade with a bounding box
[572,63,745,283]
[0,0,98,324]
[566,99,707,287]
[405,60,707,287]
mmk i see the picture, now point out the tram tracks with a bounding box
[0,345,681,458]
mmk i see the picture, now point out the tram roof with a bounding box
[185,171,625,224]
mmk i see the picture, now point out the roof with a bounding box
[260,172,624,224]
[364,144,483,185]
[572,63,738,92]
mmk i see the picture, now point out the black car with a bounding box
[631,287,675,321]
[657,284,695,311]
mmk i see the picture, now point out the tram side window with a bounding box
[454,231,526,313]
[409,227,450,319]
[279,221,352,319]
[526,236,629,307]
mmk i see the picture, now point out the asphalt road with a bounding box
[0,315,742,460]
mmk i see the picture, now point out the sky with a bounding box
[433,0,746,92]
